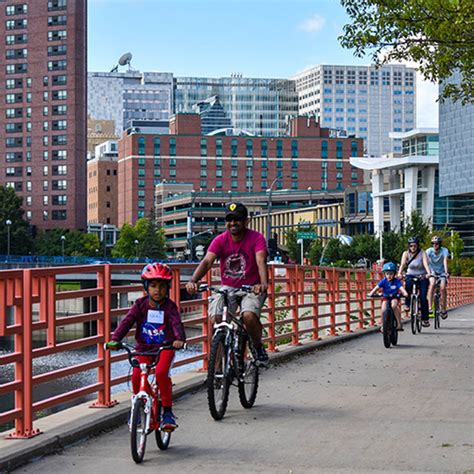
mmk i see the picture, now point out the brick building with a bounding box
[87,140,118,226]
[0,0,87,230]
[117,114,363,227]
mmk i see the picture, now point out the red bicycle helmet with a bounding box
[141,263,173,284]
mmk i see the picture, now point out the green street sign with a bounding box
[296,231,317,239]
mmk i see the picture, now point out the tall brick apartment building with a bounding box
[118,114,363,226]
[0,0,87,230]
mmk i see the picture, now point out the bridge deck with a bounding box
[9,305,474,473]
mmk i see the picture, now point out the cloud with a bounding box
[299,14,325,33]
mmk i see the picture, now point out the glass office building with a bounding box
[174,75,298,137]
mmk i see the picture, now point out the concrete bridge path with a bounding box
[14,305,473,473]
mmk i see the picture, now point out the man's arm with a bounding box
[443,249,449,275]
[185,251,217,294]
[422,251,431,275]
[254,250,268,294]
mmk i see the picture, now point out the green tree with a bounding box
[308,239,324,265]
[382,230,405,264]
[34,229,100,257]
[285,228,316,263]
[403,210,431,245]
[111,223,137,258]
[112,218,167,259]
[343,233,379,264]
[339,0,474,103]
[0,186,33,255]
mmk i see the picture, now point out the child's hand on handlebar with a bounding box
[105,340,122,350]
[172,340,185,349]
[186,281,198,294]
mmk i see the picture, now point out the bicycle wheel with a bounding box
[130,397,148,464]
[155,401,171,450]
[207,330,230,420]
[382,309,392,348]
[410,296,418,335]
[434,295,440,330]
[238,334,259,408]
[390,311,398,346]
[416,307,422,333]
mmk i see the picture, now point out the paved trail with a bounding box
[15,306,474,473]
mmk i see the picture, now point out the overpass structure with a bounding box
[0,264,473,471]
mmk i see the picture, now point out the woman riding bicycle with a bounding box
[397,237,432,327]
[106,263,185,432]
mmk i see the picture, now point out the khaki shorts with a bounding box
[208,286,267,318]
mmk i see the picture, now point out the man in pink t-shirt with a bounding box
[186,202,269,365]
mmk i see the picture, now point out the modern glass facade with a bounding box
[174,76,298,137]
[192,95,232,134]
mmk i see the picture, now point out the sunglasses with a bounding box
[432,242,440,245]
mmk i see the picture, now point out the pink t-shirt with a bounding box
[207,229,267,287]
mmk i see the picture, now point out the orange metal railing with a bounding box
[1,264,473,438]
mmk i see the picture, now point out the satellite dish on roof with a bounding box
[118,52,133,68]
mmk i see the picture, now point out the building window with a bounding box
[291,160,298,169]
[200,138,207,157]
[216,180,223,189]
[169,158,176,167]
[138,136,145,155]
[48,0,67,11]
[231,159,238,168]
[321,140,328,159]
[215,138,222,157]
[291,140,298,158]
[276,140,283,158]
[200,180,207,188]
[48,30,67,41]
[261,160,268,169]
[276,160,282,169]
[138,158,145,166]
[336,141,343,159]
[231,139,238,157]
[336,161,343,169]
[169,138,176,156]
[216,159,223,167]
[216,169,223,178]
[261,170,268,179]
[200,169,207,177]
[231,180,238,189]
[246,139,253,158]
[153,137,160,156]
[351,141,358,157]
[138,168,145,177]
[231,169,238,178]
[169,169,176,177]
[261,140,268,158]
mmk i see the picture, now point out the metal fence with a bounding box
[1,264,473,438]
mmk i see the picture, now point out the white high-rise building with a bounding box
[293,64,416,156]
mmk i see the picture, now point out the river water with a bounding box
[0,344,202,433]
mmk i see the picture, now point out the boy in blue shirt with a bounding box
[369,262,408,331]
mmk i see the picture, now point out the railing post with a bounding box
[344,270,352,333]
[329,268,336,336]
[91,264,117,408]
[290,266,301,345]
[311,267,320,340]
[368,271,376,326]
[7,269,41,438]
[267,264,277,352]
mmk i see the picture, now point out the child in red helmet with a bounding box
[107,263,185,432]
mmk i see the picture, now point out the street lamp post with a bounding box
[134,239,139,258]
[60,235,66,259]
[308,186,313,206]
[187,190,201,261]
[266,177,281,242]
[102,224,108,259]
[297,238,304,265]
[6,219,12,262]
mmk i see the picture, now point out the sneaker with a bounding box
[441,311,448,320]
[255,346,269,367]
[422,320,430,327]
[160,411,177,432]
[428,310,434,318]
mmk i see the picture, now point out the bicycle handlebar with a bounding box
[104,341,187,369]
[198,283,253,294]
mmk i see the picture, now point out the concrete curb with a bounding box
[0,324,383,473]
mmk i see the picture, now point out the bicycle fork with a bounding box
[129,392,152,433]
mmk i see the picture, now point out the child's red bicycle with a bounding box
[105,342,183,464]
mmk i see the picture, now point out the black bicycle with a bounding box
[369,294,399,348]
[432,275,447,329]
[406,275,424,335]
[199,284,260,421]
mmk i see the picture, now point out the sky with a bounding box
[88,0,438,128]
